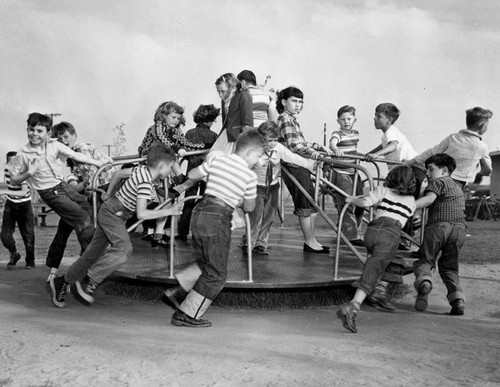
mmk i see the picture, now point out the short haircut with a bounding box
[425,153,456,174]
[215,73,240,91]
[6,151,17,162]
[276,86,304,114]
[145,142,177,167]
[52,121,77,138]
[257,121,280,138]
[237,70,257,86]
[375,103,400,124]
[193,104,220,124]
[384,165,416,196]
[465,107,493,131]
[337,105,356,118]
[234,129,265,153]
[27,113,52,131]
[154,101,185,126]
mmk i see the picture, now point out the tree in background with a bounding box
[112,122,128,157]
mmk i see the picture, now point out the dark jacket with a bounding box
[221,89,254,142]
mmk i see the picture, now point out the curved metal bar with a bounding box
[280,166,366,269]
[245,212,253,283]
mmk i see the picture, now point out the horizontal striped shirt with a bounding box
[425,176,465,224]
[116,165,154,211]
[330,129,360,174]
[4,164,31,203]
[359,186,416,226]
[248,87,273,127]
[200,153,257,208]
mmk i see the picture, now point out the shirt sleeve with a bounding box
[243,174,257,201]
[412,135,450,165]
[239,91,254,128]
[278,143,316,171]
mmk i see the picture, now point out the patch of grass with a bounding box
[461,220,500,264]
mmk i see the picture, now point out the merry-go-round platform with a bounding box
[115,202,418,289]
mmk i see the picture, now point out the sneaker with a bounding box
[450,299,465,316]
[252,246,269,256]
[415,280,432,312]
[171,310,212,328]
[337,302,359,333]
[49,275,68,308]
[162,286,188,310]
[73,277,98,306]
[6,251,21,269]
[367,291,396,312]
[25,262,35,270]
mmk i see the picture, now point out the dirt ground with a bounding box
[0,226,499,386]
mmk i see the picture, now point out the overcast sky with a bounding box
[1,0,499,168]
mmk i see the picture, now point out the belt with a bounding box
[204,195,234,211]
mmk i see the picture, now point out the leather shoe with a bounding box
[171,310,212,328]
[450,298,465,316]
[367,292,396,312]
[303,243,330,254]
[415,280,432,312]
[163,286,187,310]
[337,302,359,333]
[349,239,365,247]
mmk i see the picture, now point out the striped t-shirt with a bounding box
[200,153,257,209]
[330,129,360,174]
[248,87,273,127]
[361,186,416,227]
[116,165,155,211]
[4,163,31,203]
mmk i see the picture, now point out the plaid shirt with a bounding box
[425,176,465,224]
[277,112,319,158]
[69,142,117,188]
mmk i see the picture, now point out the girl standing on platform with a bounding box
[337,165,417,333]
[276,86,331,253]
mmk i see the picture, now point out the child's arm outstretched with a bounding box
[415,191,437,209]
[101,168,132,201]
[345,186,384,208]
[136,197,183,221]
[365,143,397,161]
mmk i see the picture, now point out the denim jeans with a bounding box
[281,163,317,217]
[1,200,35,263]
[38,182,94,253]
[45,189,105,269]
[331,172,364,240]
[190,196,233,300]
[177,181,206,237]
[65,196,134,284]
[353,217,405,294]
[244,183,279,248]
[413,222,466,303]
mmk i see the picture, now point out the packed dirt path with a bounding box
[0,254,499,386]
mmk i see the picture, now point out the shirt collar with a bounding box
[459,129,482,140]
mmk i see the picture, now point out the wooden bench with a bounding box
[33,203,54,227]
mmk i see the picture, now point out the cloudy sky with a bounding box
[1,0,499,168]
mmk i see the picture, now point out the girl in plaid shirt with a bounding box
[276,86,331,254]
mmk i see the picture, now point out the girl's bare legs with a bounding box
[299,215,322,249]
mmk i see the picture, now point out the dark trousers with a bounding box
[413,222,466,303]
[353,217,405,294]
[191,196,233,300]
[281,162,317,217]
[177,181,206,237]
[1,200,35,264]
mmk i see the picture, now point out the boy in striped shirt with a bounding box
[49,143,183,308]
[329,105,365,246]
[2,151,35,269]
[166,129,266,328]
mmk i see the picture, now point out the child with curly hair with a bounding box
[337,165,417,333]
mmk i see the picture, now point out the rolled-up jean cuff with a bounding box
[295,208,314,217]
